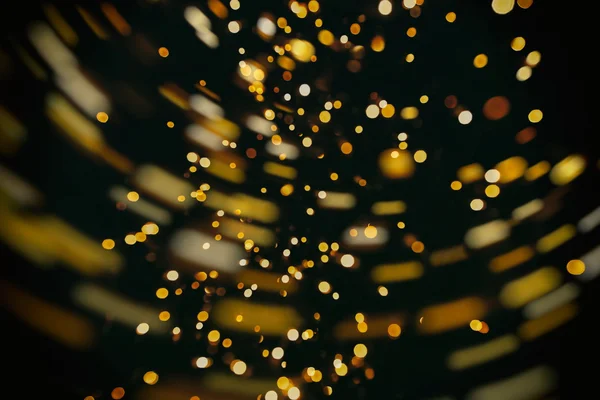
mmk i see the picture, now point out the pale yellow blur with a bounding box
[371,261,423,283]
[536,224,576,253]
[263,161,298,179]
[447,335,520,370]
[203,191,279,223]
[499,267,562,309]
[0,210,123,276]
[519,303,578,341]
[219,217,276,247]
[371,200,406,215]
[430,245,468,267]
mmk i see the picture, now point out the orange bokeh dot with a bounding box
[158,47,169,57]
[483,96,511,120]
[515,127,537,144]
[246,148,257,158]
[444,95,458,109]
[111,387,125,400]
[479,321,490,334]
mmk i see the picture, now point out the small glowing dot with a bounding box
[288,387,300,400]
[470,199,484,211]
[136,323,150,335]
[485,185,501,198]
[166,270,179,281]
[319,110,331,123]
[208,330,221,342]
[446,12,456,23]
[518,0,533,9]
[470,319,483,331]
[124,234,136,245]
[266,391,278,400]
[341,254,355,268]
[458,110,473,125]
[196,357,209,368]
[528,109,543,123]
[414,150,427,163]
[474,54,488,68]
[511,37,526,51]
[366,104,380,119]
[381,104,396,118]
[364,225,378,238]
[516,66,533,81]
[272,347,284,359]
[354,343,368,358]
[197,311,209,321]
[299,84,311,96]
[341,142,353,154]
[567,259,585,276]
[318,281,331,293]
[127,191,139,202]
[228,21,241,33]
[379,0,393,15]
[526,51,542,66]
[143,371,159,385]
[403,0,417,9]
[158,47,169,57]
[485,169,501,183]
[492,0,516,15]
[411,241,425,253]
[451,180,462,190]
[96,112,109,123]
[102,239,115,250]
[111,388,125,400]
[287,329,299,341]
[232,360,247,375]
[388,324,401,338]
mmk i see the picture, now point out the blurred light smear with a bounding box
[0,281,95,349]
[447,335,520,370]
[466,365,556,400]
[72,283,171,334]
[211,299,302,336]
[169,229,246,274]
[418,297,488,334]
